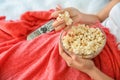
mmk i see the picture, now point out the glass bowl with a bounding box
[60,24,106,59]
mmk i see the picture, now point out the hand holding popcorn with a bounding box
[56,11,73,26]
[51,7,82,31]
[51,7,101,31]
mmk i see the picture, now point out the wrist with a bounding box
[85,65,96,76]
[78,13,101,24]
[78,12,86,24]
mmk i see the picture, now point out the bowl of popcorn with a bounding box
[60,24,106,59]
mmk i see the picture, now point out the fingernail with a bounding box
[56,4,62,10]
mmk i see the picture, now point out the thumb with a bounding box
[56,4,62,10]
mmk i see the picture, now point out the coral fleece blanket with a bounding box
[0,10,120,80]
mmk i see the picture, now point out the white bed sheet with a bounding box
[0,0,109,20]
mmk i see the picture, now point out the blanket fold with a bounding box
[0,10,120,80]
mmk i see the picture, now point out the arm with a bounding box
[97,0,120,22]
[51,0,120,30]
[79,0,120,24]
[87,66,114,80]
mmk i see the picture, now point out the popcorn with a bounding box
[57,11,73,26]
[61,24,106,58]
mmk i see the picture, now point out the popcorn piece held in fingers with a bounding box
[57,11,73,26]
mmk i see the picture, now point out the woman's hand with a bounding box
[51,7,82,31]
[59,42,114,80]
[51,7,100,31]
[59,41,95,74]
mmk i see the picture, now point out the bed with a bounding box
[0,0,120,80]
[0,0,109,20]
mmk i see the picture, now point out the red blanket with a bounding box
[0,10,120,80]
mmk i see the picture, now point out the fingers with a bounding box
[59,37,83,67]
[51,7,73,31]
[55,23,66,31]
[59,41,72,66]
[51,11,61,18]
[52,5,63,18]
[59,41,71,60]
[59,41,90,70]
[51,10,64,18]
[52,19,64,27]
[51,5,62,18]
[52,19,66,31]
[56,4,62,10]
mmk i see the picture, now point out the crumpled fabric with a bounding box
[0,10,120,80]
